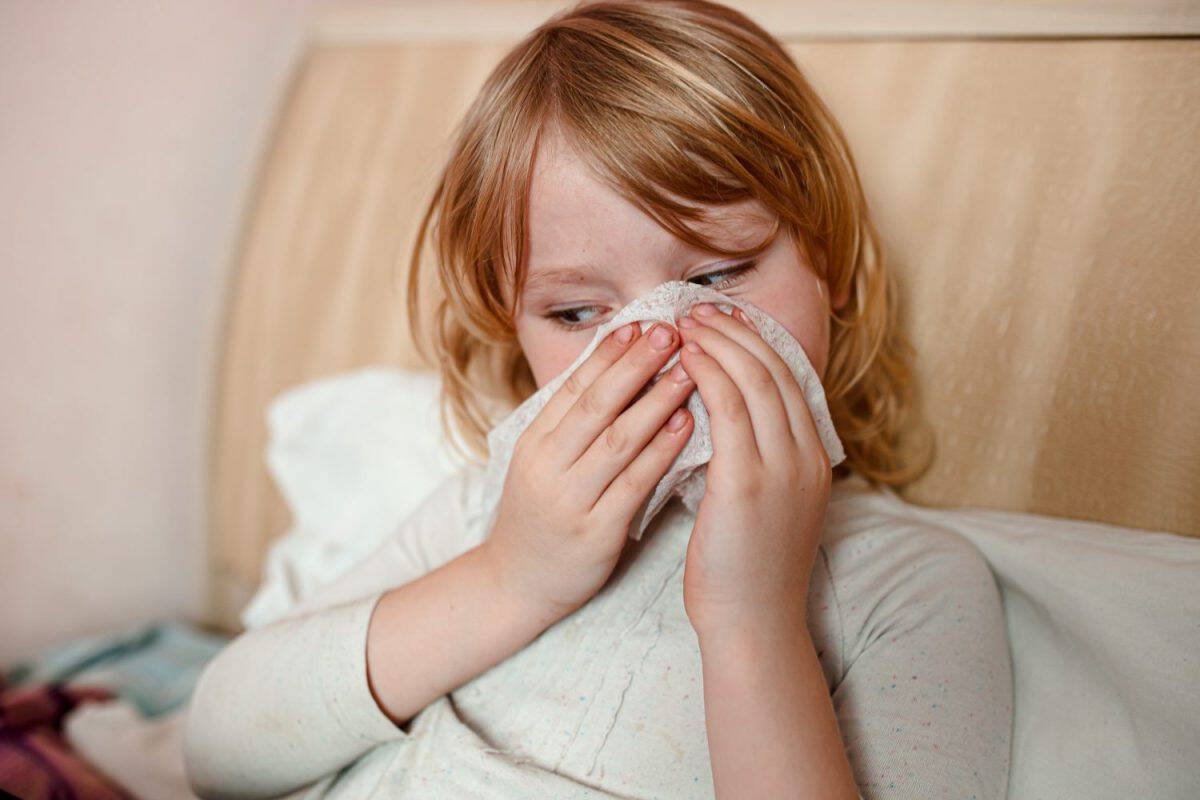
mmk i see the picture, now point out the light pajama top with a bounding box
[184,469,1013,799]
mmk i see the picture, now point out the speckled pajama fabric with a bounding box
[185,470,1012,799]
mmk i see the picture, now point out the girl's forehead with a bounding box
[528,181,772,266]
[530,125,772,236]
[528,146,773,254]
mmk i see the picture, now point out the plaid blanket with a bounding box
[0,678,130,800]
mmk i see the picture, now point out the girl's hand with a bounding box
[675,303,833,640]
[483,321,696,626]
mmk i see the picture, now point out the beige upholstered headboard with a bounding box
[208,2,1200,629]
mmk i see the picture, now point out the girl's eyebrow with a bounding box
[523,264,610,296]
[524,241,762,300]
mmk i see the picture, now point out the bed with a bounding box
[4,3,1198,799]
[213,4,1200,629]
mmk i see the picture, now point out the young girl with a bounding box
[185,1,1012,797]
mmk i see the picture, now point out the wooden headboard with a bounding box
[208,2,1200,629]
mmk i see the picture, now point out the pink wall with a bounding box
[0,1,345,660]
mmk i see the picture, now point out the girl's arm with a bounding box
[183,470,553,800]
[674,307,1010,796]
[696,519,1012,800]
[697,613,860,799]
[362,536,562,725]
[186,323,697,800]
[673,303,860,797]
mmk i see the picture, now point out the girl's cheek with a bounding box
[521,328,579,390]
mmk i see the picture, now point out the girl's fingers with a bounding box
[677,308,793,456]
[677,340,761,465]
[591,405,693,527]
[544,323,681,469]
[530,322,642,437]
[686,304,825,455]
[568,359,696,508]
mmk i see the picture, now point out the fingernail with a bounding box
[666,407,688,431]
[678,315,698,328]
[649,324,674,350]
[670,362,689,382]
[693,303,716,317]
[685,341,702,353]
[735,309,752,326]
[615,323,635,344]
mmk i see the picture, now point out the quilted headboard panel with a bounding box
[209,5,1199,627]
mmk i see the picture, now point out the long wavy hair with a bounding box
[405,0,929,487]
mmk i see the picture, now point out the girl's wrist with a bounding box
[476,538,574,632]
[692,601,810,657]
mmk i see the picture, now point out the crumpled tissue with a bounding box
[478,280,845,540]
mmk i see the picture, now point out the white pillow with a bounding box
[892,495,1200,799]
[241,367,467,628]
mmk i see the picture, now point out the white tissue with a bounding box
[478,280,845,540]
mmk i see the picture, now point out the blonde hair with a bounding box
[406,0,929,487]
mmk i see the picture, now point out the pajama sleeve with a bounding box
[183,466,486,800]
[820,514,1014,800]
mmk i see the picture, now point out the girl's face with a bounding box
[509,128,840,390]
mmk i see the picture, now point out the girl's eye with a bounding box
[688,260,757,289]
[544,304,604,330]
[542,261,757,331]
